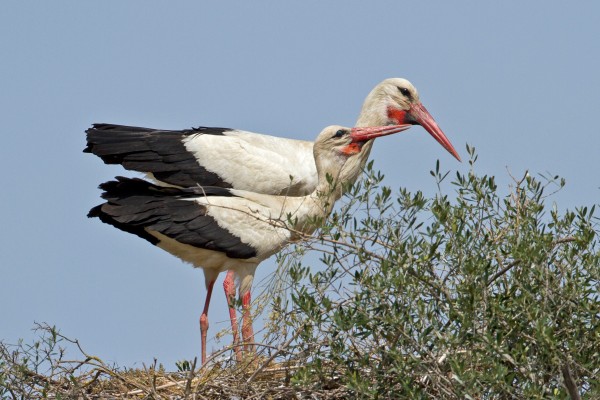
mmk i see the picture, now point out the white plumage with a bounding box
[182,131,317,195]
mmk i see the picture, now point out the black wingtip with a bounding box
[87,204,102,218]
[88,175,256,259]
[83,124,236,187]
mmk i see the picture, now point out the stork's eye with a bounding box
[397,86,411,97]
[333,129,346,138]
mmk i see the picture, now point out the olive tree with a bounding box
[271,147,599,399]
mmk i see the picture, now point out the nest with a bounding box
[0,324,348,399]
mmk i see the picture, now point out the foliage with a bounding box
[272,146,599,399]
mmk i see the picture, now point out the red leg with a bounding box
[241,290,255,353]
[200,280,215,365]
[223,270,242,361]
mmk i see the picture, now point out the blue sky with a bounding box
[1,1,598,367]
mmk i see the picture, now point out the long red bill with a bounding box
[350,124,412,142]
[408,103,461,161]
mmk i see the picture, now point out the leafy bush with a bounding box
[273,147,599,399]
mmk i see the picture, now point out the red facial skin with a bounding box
[387,104,461,161]
[342,142,362,155]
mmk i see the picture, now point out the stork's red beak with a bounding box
[389,103,461,161]
[350,124,412,142]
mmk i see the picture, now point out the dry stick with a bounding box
[80,369,102,391]
[28,355,139,396]
[246,327,305,384]
[29,325,150,396]
[49,328,153,394]
[128,342,297,396]
[127,381,188,396]
[261,365,301,374]
[199,341,287,371]
[142,359,161,399]
[93,365,149,394]
[159,370,188,394]
[183,357,198,399]
[127,365,209,398]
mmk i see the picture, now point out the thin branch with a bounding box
[561,363,581,400]
[246,326,305,384]
[183,357,197,399]
[487,259,521,286]
[487,237,577,286]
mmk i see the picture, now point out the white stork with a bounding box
[88,124,412,364]
[84,78,460,196]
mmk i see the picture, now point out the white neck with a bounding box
[290,152,361,236]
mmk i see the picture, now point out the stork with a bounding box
[84,78,460,196]
[88,124,412,364]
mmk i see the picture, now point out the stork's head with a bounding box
[357,78,461,161]
[313,124,411,196]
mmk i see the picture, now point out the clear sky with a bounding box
[1,2,598,368]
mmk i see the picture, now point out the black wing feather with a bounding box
[84,124,234,188]
[88,177,257,259]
